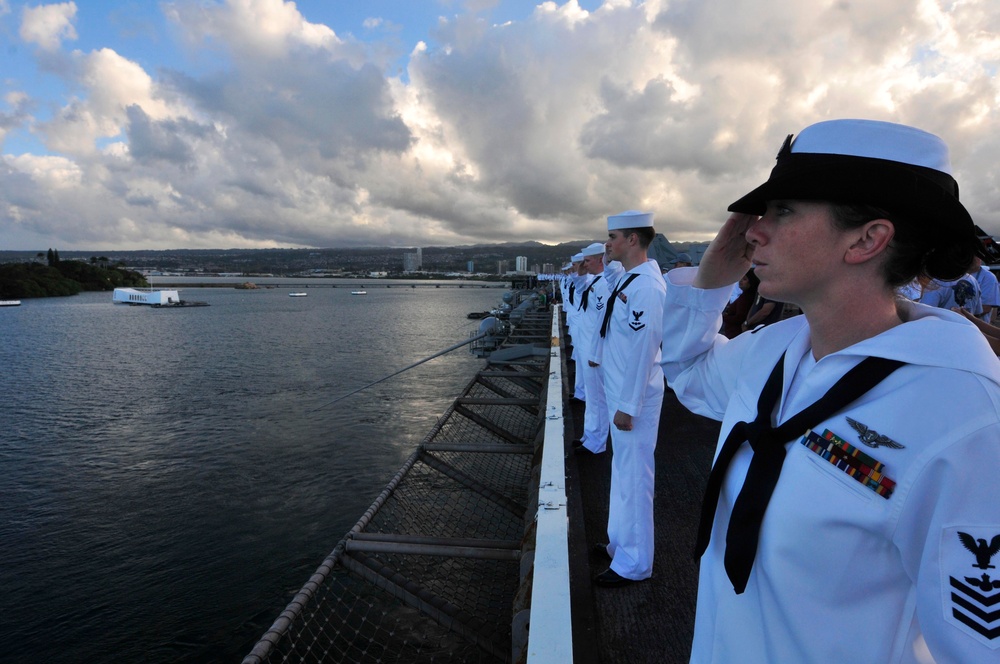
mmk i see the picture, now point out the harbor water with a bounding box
[0,282,504,663]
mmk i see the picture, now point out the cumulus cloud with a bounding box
[37,46,190,157]
[19,1,77,51]
[2,0,999,251]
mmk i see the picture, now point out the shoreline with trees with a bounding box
[0,249,149,299]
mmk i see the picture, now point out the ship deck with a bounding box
[564,383,720,664]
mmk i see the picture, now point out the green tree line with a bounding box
[0,250,149,299]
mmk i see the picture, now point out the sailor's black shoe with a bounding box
[593,568,635,588]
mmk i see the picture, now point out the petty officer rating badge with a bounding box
[944,527,1000,646]
[595,295,605,311]
[629,310,645,331]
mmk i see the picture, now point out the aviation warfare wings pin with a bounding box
[846,417,904,449]
[943,527,1000,647]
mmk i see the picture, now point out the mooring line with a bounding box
[312,331,492,411]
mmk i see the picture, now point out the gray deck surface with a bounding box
[564,377,721,664]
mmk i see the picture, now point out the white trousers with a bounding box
[573,352,586,400]
[605,395,662,580]
[580,360,608,452]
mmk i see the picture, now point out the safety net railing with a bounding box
[242,306,561,664]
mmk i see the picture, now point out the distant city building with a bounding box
[403,248,422,272]
[531,263,540,274]
[542,263,555,275]
[515,255,528,272]
[369,271,388,278]
[497,260,509,275]
[467,260,475,273]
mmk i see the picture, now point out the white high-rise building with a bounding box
[515,255,528,272]
[403,247,423,273]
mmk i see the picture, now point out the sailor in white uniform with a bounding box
[592,210,666,586]
[660,119,1000,663]
[565,253,590,401]
[573,242,614,454]
[558,263,570,307]
[558,261,576,369]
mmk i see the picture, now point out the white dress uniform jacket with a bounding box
[660,267,1000,664]
[976,266,1000,323]
[920,275,983,317]
[592,260,665,415]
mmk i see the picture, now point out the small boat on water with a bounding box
[1,300,21,307]
[112,287,208,307]
[289,292,308,297]
[350,290,367,295]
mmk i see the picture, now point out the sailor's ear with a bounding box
[844,219,894,266]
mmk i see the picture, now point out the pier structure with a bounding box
[242,298,719,663]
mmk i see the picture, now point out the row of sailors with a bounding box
[556,212,664,596]
[560,179,1000,661]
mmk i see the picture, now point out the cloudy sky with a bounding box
[1,0,998,250]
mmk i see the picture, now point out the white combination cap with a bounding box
[608,210,653,231]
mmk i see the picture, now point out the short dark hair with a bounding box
[829,203,975,287]
[617,226,656,248]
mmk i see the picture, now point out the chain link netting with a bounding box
[243,310,553,664]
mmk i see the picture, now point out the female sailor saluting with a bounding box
[660,119,1000,663]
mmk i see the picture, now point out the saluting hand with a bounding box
[693,213,757,290]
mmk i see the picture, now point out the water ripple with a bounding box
[0,285,498,663]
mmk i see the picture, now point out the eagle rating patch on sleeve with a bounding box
[629,309,646,331]
[942,526,1000,647]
